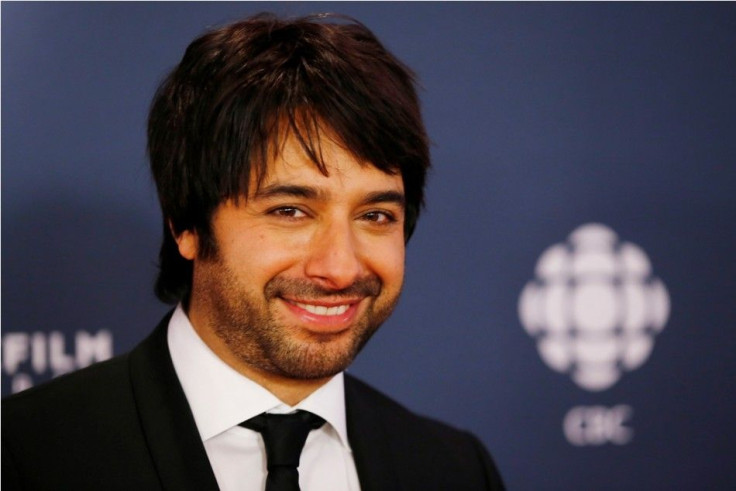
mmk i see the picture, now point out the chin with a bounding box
[254,324,377,380]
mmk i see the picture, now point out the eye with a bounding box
[361,210,397,224]
[269,207,308,219]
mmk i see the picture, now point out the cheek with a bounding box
[368,238,405,287]
[223,230,306,277]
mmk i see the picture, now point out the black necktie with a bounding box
[240,410,326,491]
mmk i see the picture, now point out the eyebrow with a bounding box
[361,190,405,209]
[254,184,405,209]
[254,184,321,200]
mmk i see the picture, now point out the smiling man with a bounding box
[179,134,406,403]
[2,13,504,491]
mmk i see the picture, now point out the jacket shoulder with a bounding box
[345,374,505,490]
[345,374,487,444]
[2,353,161,490]
[3,353,131,414]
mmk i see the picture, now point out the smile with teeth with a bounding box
[293,302,352,316]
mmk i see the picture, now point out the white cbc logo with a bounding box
[518,223,670,392]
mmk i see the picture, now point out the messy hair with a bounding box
[148,13,430,303]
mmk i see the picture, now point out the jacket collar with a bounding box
[345,374,402,491]
[128,313,220,491]
[128,313,400,491]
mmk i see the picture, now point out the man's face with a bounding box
[179,132,406,381]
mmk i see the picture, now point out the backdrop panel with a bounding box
[3,3,735,489]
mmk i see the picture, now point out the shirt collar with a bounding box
[167,304,350,449]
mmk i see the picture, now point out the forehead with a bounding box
[252,130,403,195]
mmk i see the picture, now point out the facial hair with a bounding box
[196,258,400,380]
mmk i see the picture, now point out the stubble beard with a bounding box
[200,262,400,380]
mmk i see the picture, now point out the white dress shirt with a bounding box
[167,305,361,491]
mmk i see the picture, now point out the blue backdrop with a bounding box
[3,3,735,489]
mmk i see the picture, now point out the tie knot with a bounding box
[240,410,326,469]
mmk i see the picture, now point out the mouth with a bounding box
[292,302,351,316]
[280,297,364,333]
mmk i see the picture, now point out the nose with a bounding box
[304,219,364,290]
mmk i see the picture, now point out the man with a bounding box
[2,13,504,490]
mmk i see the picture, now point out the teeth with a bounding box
[295,302,350,316]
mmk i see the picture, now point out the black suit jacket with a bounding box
[2,315,504,490]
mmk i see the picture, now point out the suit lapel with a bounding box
[128,314,220,491]
[126,317,401,491]
[345,375,403,491]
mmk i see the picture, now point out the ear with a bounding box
[170,222,198,260]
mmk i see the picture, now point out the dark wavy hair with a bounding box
[148,13,430,304]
